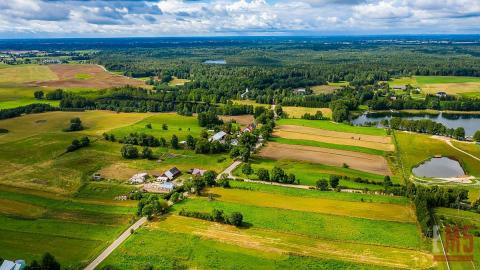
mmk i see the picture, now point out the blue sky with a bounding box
[0,0,479,38]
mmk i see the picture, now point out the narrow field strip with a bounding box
[271,136,385,155]
[206,188,414,222]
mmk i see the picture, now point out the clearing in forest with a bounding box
[258,142,392,175]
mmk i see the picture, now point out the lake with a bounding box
[412,157,465,178]
[352,112,480,137]
[203,59,226,64]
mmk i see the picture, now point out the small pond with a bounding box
[412,157,465,178]
[352,112,480,137]
[203,59,226,65]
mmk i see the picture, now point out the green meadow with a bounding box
[234,157,400,187]
[100,184,430,270]
[277,119,387,136]
[0,186,136,269]
[395,132,480,178]
[110,113,203,141]
[271,136,385,155]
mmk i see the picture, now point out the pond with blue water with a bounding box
[412,157,465,178]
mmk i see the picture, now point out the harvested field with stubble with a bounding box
[220,114,254,126]
[259,142,392,175]
[275,125,394,151]
[30,64,148,89]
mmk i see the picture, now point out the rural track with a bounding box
[445,140,480,162]
[84,217,147,270]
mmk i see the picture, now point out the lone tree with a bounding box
[64,117,84,132]
[171,134,179,149]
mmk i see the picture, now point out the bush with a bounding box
[227,212,243,227]
[63,117,84,132]
[121,144,139,159]
[242,163,253,175]
[316,179,329,191]
[256,168,270,181]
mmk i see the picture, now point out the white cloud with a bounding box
[0,0,478,37]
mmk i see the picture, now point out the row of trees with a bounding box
[0,103,57,120]
[66,136,90,152]
[386,118,466,139]
[251,166,297,184]
[179,208,243,227]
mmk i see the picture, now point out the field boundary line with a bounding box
[84,216,147,270]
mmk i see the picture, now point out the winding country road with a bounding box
[445,140,480,161]
[84,217,147,270]
[431,135,480,162]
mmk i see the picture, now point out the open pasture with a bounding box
[100,219,393,270]
[0,186,135,269]
[234,157,400,186]
[282,106,332,119]
[206,187,412,222]
[168,76,191,86]
[0,65,58,83]
[277,118,388,136]
[389,75,480,97]
[31,64,147,89]
[227,180,407,203]
[101,188,431,270]
[0,110,150,143]
[395,132,480,179]
[271,137,385,155]
[274,124,394,151]
[109,112,202,141]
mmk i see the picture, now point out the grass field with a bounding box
[0,64,149,108]
[110,112,203,141]
[168,76,191,86]
[0,185,136,269]
[204,187,414,222]
[395,132,480,178]
[232,100,333,119]
[270,137,385,155]
[276,119,387,136]
[100,185,431,270]
[0,111,229,193]
[234,157,401,186]
[435,207,480,269]
[389,76,480,97]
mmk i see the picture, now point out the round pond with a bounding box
[412,157,465,178]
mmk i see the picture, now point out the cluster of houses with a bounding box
[130,166,208,193]
[209,123,257,146]
[391,85,447,99]
[0,260,25,270]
